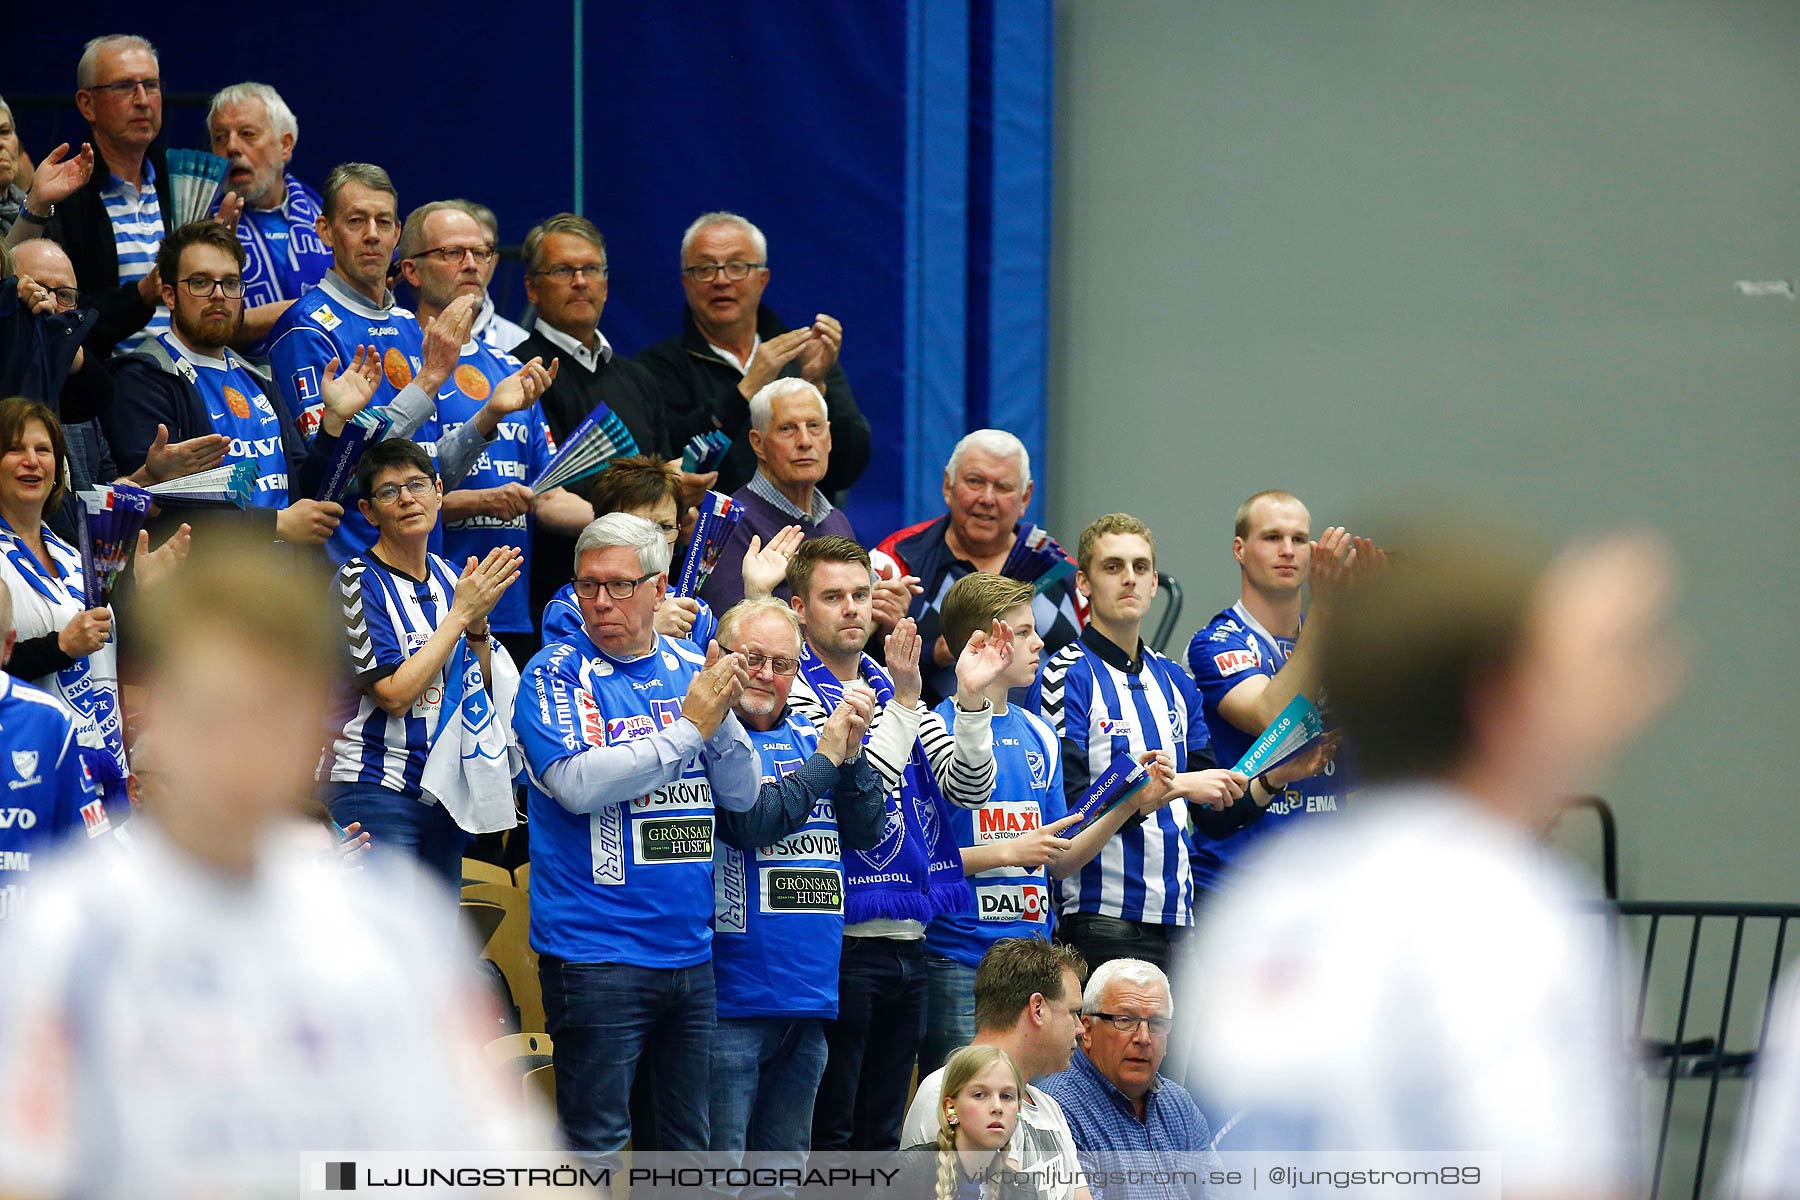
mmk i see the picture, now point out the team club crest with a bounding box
[10,751,38,779]
[1025,749,1048,788]
[453,364,491,400]
[383,348,414,389]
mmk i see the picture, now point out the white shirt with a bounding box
[1186,785,1636,1194]
[474,294,530,353]
[707,334,760,375]
[1731,970,1800,1197]
[0,823,553,1197]
[531,317,614,373]
[904,1064,1082,1200]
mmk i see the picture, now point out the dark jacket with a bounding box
[636,303,872,495]
[105,336,328,537]
[512,327,670,457]
[48,141,170,358]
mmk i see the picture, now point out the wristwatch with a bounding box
[20,202,53,225]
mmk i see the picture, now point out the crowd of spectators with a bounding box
[0,30,1791,1200]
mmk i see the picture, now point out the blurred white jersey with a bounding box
[0,821,552,1198]
[1187,785,1635,1195]
[1731,969,1800,1197]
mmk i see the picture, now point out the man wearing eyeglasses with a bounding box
[105,220,369,546]
[321,437,522,890]
[205,82,331,353]
[397,201,585,663]
[514,214,667,458]
[708,596,885,1174]
[48,35,176,357]
[638,210,870,496]
[267,164,534,566]
[512,512,761,1163]
[1038,958,1221,1200]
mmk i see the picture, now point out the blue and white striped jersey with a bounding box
[320,552,462,797]
[101,164,167,352]
[1026,627,1213,926]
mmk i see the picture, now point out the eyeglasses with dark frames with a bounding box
[681,260,765,283]
[572,572,656,601]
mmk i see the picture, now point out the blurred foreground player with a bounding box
[1190,526,1678,1198]
[0,534,552,1198]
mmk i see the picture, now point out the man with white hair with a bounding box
[206,81,330,349]
[1039,958,1219,1200]
[696,377,858,614]
[708,596,884,1166]
[513,512,762,1161]
[876,428,1086,705]
[638,209,870,496]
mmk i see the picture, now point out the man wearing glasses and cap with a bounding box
[638,210,870,497]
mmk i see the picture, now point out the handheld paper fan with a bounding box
[1231,694,1325,780]
[1000,523,1076,593]
[145,461,256,508]
[530,404,639,494]
[671,491,746,598]
[680,429,732,474]
[76,484,154,607]
[165,149,230,227]
[315,410,396,503]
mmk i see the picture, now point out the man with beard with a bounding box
[205,82,330,352]
[105,221,376,545]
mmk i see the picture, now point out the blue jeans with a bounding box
[540,957,716,1161]
[321,780,468,892]
[920,955,978,1078]
[709,1017,828,1153]
[812,937,929,1151]
[708,1017,826,1200]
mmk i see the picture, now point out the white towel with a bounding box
[420,638,520,835]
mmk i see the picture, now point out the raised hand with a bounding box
[839,682,876,749]
[817,700,858,765]
[22,141,95,208]
[870,573,922,631]
[682,639,750,736]
[884,617,924,708]
[418,294,479,392]
[130,524,192,592]
[737,327,811,397]
[144,423,229,482]
[741,523,805,600]
[654,595,702,639]
[216,190,244,230]
[450,546,523,630]
[1005,811,1083,869]
[489,355,560,416]
[274,499,343,546]
[14,274,55,316]
[135,266,162,308]
[317,346,383,436]
[954,618,1016,698]
[797,313,843,387]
